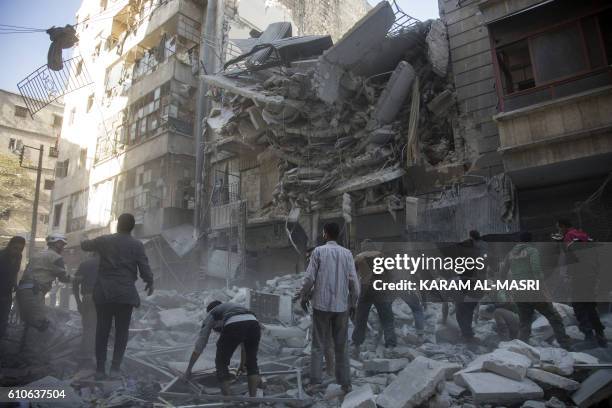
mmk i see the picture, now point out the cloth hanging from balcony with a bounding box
[46,25,78,71]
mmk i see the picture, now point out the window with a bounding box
[497,40,535,94]
[49,146,59,158]
[87,94,94,113]
[600,9,612,65]
[79,148,87,168]
[0,209,10,221]
[39,214,49,224]
[8,138,16,150]
[53,114,63,127]
[44,179,55,190]
[55,159,69,178]
[14,105,28,118]
[53,203,63,227]
[69,108,76,125]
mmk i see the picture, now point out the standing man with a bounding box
[185,301,261,397]
[73,252,99,362]
[503,231,572,349]
[0,236,26,339]
[556,219,606,347]
[17,233,70,333]
[299,223,359,394]
[455,230,487,343]
[81,213,154,379]
[351,249,397,355]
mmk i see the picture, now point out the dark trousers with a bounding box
[517,302,570,347]
[216,320,261,382]
[352,299,396,347]
[572,302,605,336]
[0,296,11,338]
[95,303,133,372]
[311,309,350,387]
[455,301,478,338]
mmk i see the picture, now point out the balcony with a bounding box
[128,55,197,100]
[495,85,612,187]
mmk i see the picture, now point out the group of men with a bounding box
[1,216,608,398]
[0,213,154,381]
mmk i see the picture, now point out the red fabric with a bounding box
[563,227,591,243]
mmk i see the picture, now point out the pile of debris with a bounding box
[2,272,612,407]
[204,1,457,217]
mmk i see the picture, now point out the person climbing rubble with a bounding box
[298,222,359,394]
[0,236,26,340]
[72,251,99,362]
[185,300,262,397]
[501,231,573,350]
[80,213,154,380]
[16,233,70,335]
[351,248,397,357]
[555,218,606,347]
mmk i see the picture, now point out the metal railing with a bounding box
[17,56,93,116]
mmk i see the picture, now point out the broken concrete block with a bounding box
[572,369,612,408]
[376,356,448,408]
[457,372,544,405]
[158,308,199,331]
[537,347,574,376]
[570,351,599,365]
[498,339,541,364]
[428,389,452,408]
[374,61,415,124]
[455,349,531,386]
[325,383,344,400]
[445,381,466,397]
[341,384,376,408]
[427,89,455,117]
[262,324,304,339]
[522,401,546,408]
[482,350,532,381]
[545,396,566,408]
[363,358,409,373]
[426,20,449,77]
[526,368,580,391]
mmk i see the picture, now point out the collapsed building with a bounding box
[197,0,612,282]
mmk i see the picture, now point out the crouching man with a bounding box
[185,301,261,397]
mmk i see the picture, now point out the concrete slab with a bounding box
[538,347,574,376]
[458,372,544,405]
[341,384,377,408]
[526,368,580,391]
[376,356,448,408]
[426,20,449,77]
[499,339,541,364]
[363,358,410,373]
[482,350,532,381]
[572,369,612,408]
[374,61,415,124]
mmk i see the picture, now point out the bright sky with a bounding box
[0,0,439,94]
[370,0,440,21]
[0,0,82,93]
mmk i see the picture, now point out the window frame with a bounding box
[490,5,612,111]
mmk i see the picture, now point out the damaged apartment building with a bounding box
[48,0,369,285]
[198,0,612,281]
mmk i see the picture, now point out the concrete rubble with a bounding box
[202,1,459,220]
[2,273,612,407]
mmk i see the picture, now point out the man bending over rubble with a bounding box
[185,300,261,397]
[299,222,359,394]
[81,213,154,379]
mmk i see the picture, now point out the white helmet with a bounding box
[46,233,68,244]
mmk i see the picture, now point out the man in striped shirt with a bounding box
[300,222,360,394]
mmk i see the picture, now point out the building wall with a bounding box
[438,0,503,176]
[0,89,63,239]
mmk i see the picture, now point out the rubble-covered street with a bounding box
[2,272,612,407]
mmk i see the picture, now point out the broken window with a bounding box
[14,105,28,118]
[44,179,55,190]
[496,40,535,94]
[53,203,63,227]
[491,5,612,109]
